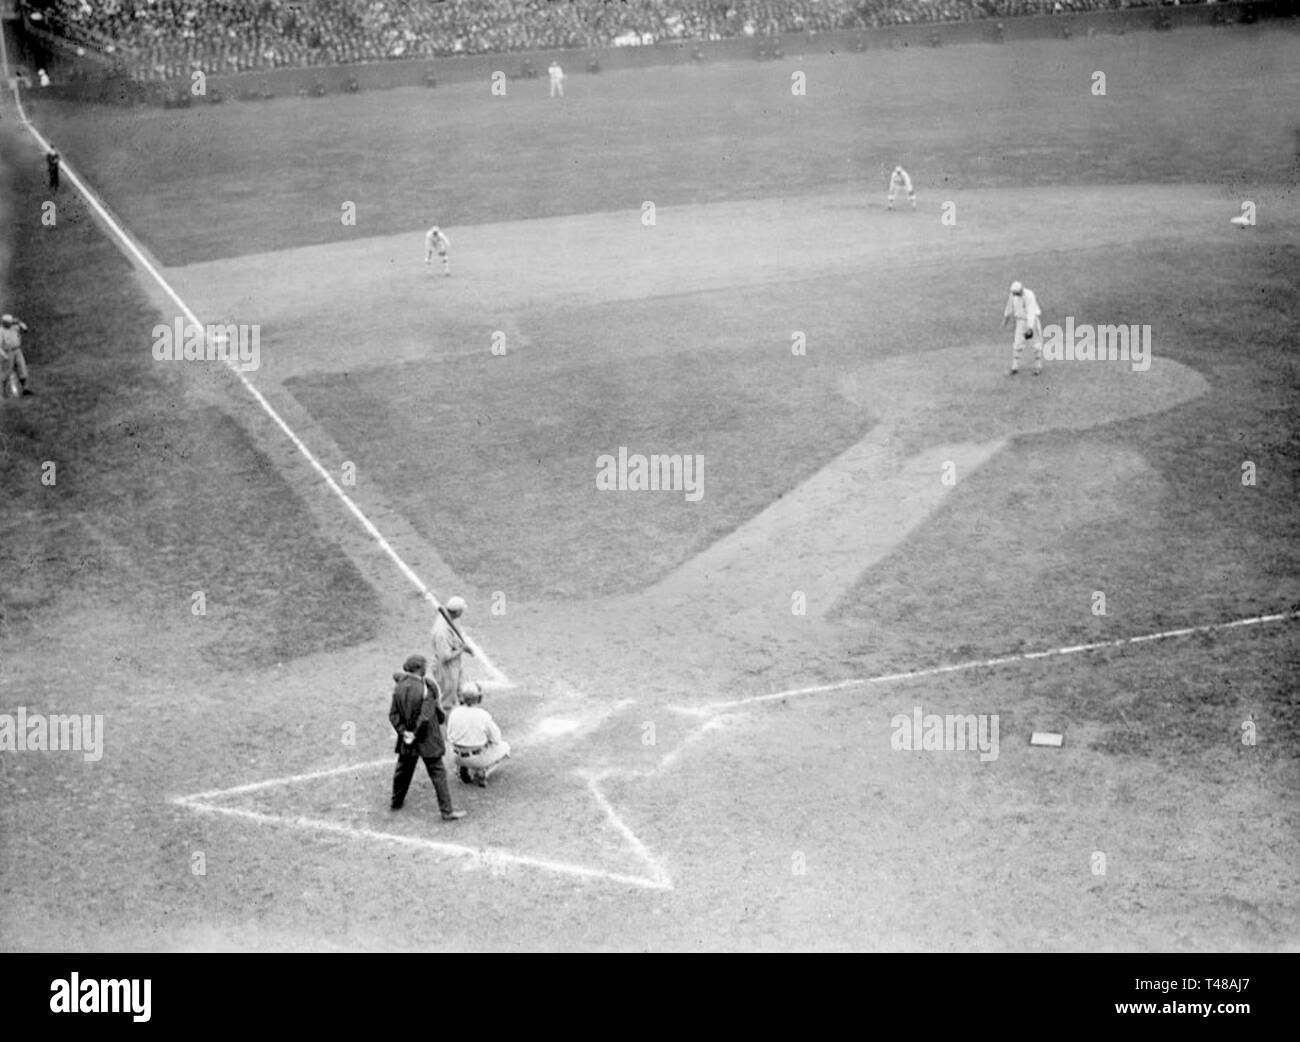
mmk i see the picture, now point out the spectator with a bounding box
[33,0,1209,81]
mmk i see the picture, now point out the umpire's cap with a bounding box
[402,654,428,674]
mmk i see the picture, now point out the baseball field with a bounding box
[2,21,1299,951]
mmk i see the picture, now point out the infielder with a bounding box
[424,224,451,276]
[0,314,32,397]
[548,61,564,98]
[887,165,916,210]
[1002,280,1043,376]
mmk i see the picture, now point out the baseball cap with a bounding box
[1009,281,1023,294]
[446,596,467,613]
[1,314,13,325]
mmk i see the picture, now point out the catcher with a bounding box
[447,684,511,787]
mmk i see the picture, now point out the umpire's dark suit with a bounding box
[389,664,457,817]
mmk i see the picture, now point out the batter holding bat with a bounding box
[430,595,475,716]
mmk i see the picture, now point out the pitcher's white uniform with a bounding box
[887,166,916,210]
[1002,281,1043,375]
[548,61,564,98]
[424,225,451,276]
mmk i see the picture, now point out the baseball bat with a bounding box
[436,603,474,656]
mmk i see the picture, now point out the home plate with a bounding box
[1030,732,1065,748]
[534,716,584,738]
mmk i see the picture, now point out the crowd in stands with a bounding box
[21,0,1216,81]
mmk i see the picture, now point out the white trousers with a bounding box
[1012,320,1042,369]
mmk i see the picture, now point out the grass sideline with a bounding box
[0,127,378,670]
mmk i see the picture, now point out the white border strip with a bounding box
[176,797,671,891]
[1,60,507,686]
[176,758,392,803]
[173,761,673,891]
[679,610,1300,714]
[582,771,672,888]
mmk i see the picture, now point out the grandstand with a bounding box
[15,0,1214,82]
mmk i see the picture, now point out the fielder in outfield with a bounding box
[1002,280,1043,376]
[424,224,451,276]
[887,166,916,210]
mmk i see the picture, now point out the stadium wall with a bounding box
[11,1,1292,107]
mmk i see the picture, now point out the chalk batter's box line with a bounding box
[172,761,673,891]
[676,610,1300,715]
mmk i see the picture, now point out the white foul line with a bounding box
[679,610,1300,714]
[2,78,507,686]
[581,771,672,888]
[176,758,393,803]
[176,797,671,891]
[173,759,673,891]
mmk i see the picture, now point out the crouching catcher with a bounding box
[448,684,511,787]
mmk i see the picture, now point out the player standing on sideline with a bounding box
[1002,280,1043,376]
[887,165,916,210]
[0,314,33,397]
[424,224,451,276]
[548,60,565,98]
[46,150,60,192]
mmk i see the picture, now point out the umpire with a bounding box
[388,655,466,820]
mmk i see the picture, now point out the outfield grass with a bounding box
[21,26,1300,265]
